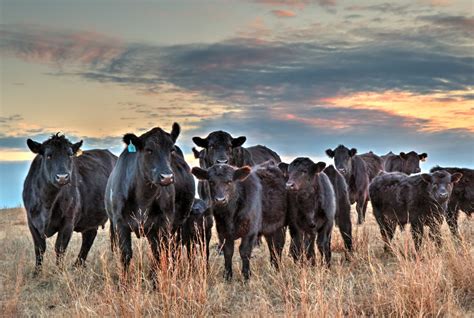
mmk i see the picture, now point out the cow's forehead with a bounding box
[334,145,349,155]
[431,171,451,183]
[290,158,313,170]
[208,131,232,145]
[209,164,234,178]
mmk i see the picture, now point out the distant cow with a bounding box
[179,198,213,262]
[23,134,117,273]
[326,145,370,224]
[105,123,195,277]
[359,152,384,181]
[370,170,462,251]
[192,162,287,281]
[383,151,428,175]
[278,158,335,266]
[430,166,474,239]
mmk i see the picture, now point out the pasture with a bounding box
[1,205,473,317]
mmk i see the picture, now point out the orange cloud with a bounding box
[321,90,474,132]
[271,9,297,17]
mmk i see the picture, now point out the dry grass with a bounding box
[0,206,472,317]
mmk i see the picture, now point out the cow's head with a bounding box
[192,131,246,166]
[282,157,326,192]
[421,170,462,205]
[400,151,427,175]
[123,123,180,187]
[326,145,357,176]
[27,133,83,187]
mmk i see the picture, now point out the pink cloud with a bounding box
[271,9,297,17]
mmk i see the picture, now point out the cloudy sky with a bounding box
[1,0,473,207]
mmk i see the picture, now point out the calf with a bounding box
[23,134,117,273]
[430,166,474,239]
[179,198,213,262]
[370,170,462,251]
[278,158,335,266]
[192,162,287,281]
[105,123,195,276]
[326,145,369,224]
[384,151,428,175]
[359,152,384,181]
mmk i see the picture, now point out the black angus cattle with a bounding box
[326,145,370,224]
[359,151,384,181]
[23,134,117,273]
[430,166,474,239]
[192,161,287,281]
[179,198,213,262]
[278,158,335,266]
[383,151,428,175]
[105,123,195,277]
[370,170,462,251]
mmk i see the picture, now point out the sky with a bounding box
[1,0,473,207]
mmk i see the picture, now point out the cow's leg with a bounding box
[317,226,332,267]
[428,220,442,249]
[446,206,461,241]
[289,224,303,262]
[28,221,46,276]
[223,238,234,281]
[337,209,353,254]
[378,218,396,253]
[55,222,74,268]
[362,198,369,224]
[411,220,424,252]
[304,232,317,266]
[265,227,286,270]
[239,234,256,281]
[117,225,133,272]
[110,221,117,253]
[74,228,98,267]
[146,230,162,287]
[356,194,366,225]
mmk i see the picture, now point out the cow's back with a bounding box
[248,145,281,165]
[359,152,384,181]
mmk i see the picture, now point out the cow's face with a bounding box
[192,131,246,166]
[458,171,474,213]
[27,134,82,187]
[326,145,357,176]
[400,151,427,175]
[192,165,251,207]
[123,123,180,187]
[421,170,462,205]
[284,158,326,192]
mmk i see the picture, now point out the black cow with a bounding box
[105,123,195,277]
[370,170,462,251]
[359,152,384,181]
[278,158,335,266]
[383,151,428,175]
[192,162,287,281]
[179,198,213,262]
[326,145,370,224]
[430,166,474,239]
[23,134,117,274]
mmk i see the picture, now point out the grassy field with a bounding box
[0,206,472,317]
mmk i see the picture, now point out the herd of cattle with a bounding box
[22,123,473,281]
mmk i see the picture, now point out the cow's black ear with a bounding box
[325,149,335,158]
[451,172,463,184]
[419,153,428,162]
[27,139,43,154]
[192,137,208,148]
[71,140,83,154]
[311,161,326,175]
[232,136,247,148]
[192,147,201,159]
[349,148,357,157]
[399,152,408,160]
[233,166,251,181]
[278,162,289,176]
[123,133,143,150]
[421,173,432,184]
[170,122,180,143]
[191,167,209,180]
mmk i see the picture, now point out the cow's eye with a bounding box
[146,149,153,155]
[46,154,52,160]
[226,181,232,185]
[209,145,214,150]
[209,181,215,186]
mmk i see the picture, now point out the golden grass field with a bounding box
[0,206,472,317]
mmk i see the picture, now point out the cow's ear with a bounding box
[192,136,208,148]
[71,140,83,154]
[192,147,201,159]
[170,122,180,143]
[419,153,428,162]
[27,139,43,154]
[123,133,143,150]
[451,172,463,184]
[349,148,357,157]
[325,149,335,158]
[233,166,251,181]
[232,136,247,148]
[310,161,326,175]
[399,152,408,160]
[278,162,289,176]
[191,167,209,180]
[421,173,432,184]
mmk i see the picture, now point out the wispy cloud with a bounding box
[270,9,297,17]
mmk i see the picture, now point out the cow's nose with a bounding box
[55,173,69,185]
[439,191,448,199]
[338,168,346,174]
[216,159,228,164]
[308,221,316,229]
[215,196,227,204]
[160,173,174,186]
[286,181,296,190]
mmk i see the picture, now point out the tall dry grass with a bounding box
[0,206,472,317]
